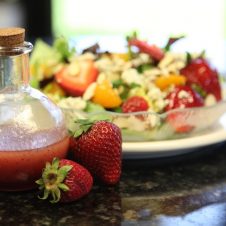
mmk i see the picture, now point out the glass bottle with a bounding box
[0,28,69,191]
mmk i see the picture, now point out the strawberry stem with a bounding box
[36,158,72,203]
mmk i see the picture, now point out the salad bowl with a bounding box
[61,98,226,142]
[29,33,226,143]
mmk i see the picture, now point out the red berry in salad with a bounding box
[55,59,99,96]
[122,96,149,113]
[71,120,122,185]
[165,85,204,111]
[36,158,93,203]
[165,85,204,133]
[180,58,222,101]
[128,38,164,61]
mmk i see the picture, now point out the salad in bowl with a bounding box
[30,33,225,141]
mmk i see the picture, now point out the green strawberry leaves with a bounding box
[186,50,206,65]
[71,114,112,138]
[36,158,72,203]
[73,119,94,137]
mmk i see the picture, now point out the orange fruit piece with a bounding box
[155,74,186,90]
[92,80,122,108]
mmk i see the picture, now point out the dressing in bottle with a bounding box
[0,27,69,191]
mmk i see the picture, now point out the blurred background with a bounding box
[0,0,225,74]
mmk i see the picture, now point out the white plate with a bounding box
[122,122,226,159]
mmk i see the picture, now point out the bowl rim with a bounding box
[61,99,226,118]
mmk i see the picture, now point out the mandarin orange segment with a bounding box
[92,80,122,108]
[155,74,186,90]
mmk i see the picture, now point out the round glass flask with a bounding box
[0,28,69,191]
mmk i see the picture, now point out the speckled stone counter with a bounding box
[1,142,226,226]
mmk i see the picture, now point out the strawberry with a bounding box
[180,58,222,101]
[36,158,93,203]
[165,85,204,111]
[165,85,204,133]
[55,59,99,96]
[122,96,149,113]
[128,38,164,61]
[70,120,122,185]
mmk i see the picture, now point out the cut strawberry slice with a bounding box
[128,39,164,61]
[180,58,222,101]
[165,85,204,133]
[165,85,204,111]
[55,60,99,96]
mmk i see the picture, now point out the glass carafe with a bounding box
[0,28,69,191]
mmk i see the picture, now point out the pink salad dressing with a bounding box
[0,136,69,191]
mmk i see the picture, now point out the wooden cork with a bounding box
[0,27,25,47]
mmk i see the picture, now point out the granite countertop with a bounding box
[1,142,226,226]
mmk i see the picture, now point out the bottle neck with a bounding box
[0,41,33,92]
[0,53,30,91]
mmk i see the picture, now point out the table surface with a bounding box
[1,141,226,226]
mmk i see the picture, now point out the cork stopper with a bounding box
[0,27,25,47]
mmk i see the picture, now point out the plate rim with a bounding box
[122,123,226,153]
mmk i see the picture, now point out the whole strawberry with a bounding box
[36,158,93,203]
[71,120,122,185]
[180,57,222,101]
[122,96,149,113]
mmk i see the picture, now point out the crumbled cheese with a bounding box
[95,58,113,72]
[160,67,170,76]
[95,55,129,73]
[173,60,186,70]
[121,68,143,86]
[204,94,217,106]
[166,64,179,73]
[158,52,186,75]
[97,71,120,84]
[146,84,167,112]
[147,84,164,100]
[144,68,161,79]
[139,53,151,63]
[158,53,174,69]
[154,99,167,112]
[131,53,152,67]
[178,90,190,99]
